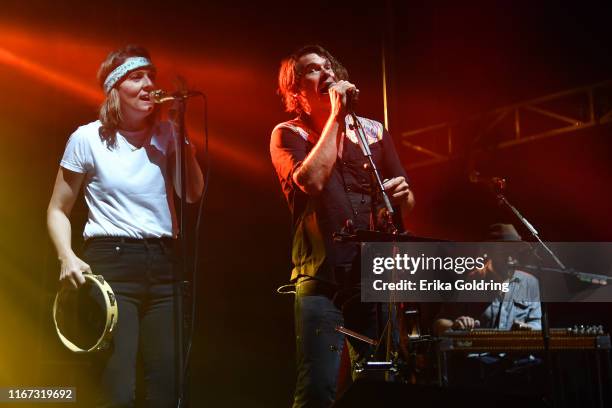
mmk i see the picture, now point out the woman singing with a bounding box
[47,44,203,407]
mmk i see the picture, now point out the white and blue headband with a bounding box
[103,56,153,94]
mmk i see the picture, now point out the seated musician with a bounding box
[433,224,542,336]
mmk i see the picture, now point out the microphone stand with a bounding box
[488,181,563,407]
[496,193,566,270]
[348,110,396,233]
[348,110,399,378]
[174,96,188,407]
[514,264,610,287]
[155,87,205,408]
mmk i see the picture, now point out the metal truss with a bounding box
[400,80,612,169]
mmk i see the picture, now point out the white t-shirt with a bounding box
[60,120,178,239]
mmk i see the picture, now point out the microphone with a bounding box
[320,82,359,108]
[149,89,200,104]
[469,171,506,191]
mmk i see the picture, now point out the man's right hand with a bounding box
[328,80,358,116]
[452,316,481,331]
[59,253,90,289]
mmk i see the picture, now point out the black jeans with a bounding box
[82,238,181,408]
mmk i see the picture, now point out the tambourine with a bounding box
[52,272,118,353]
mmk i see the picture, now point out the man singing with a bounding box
[270,45,415,408]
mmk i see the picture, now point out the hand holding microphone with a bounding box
[325,80,359,114]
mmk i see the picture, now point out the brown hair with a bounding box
[96,45,156,148]
[277,45,349,115]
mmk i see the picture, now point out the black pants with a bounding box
[83,238,181,408]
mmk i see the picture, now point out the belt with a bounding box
[296,277,360,310]
[86,236,175,247]
[296,277,339,299]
